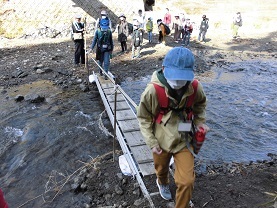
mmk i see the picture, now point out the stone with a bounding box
[36,69,45,74]
[104,182,110,189]
[114,184,124,195]
[25,94,45,103]
[117,173,123,180]
[14,95,24,102]
[133,198,145,206]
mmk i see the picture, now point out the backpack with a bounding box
[146,0,155,6]
[97,29,112,52]
[133,29,141,47]
[161,23,170,35]
[153,80,206,155]
[153,79,198,124]
[128,22,133,35]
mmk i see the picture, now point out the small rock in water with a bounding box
[14,95,24,102]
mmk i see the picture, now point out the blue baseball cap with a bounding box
[163,47,195,81]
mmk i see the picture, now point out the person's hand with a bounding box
[196,123,210,133]
[152,146,162,155]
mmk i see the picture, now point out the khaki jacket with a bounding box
[137,71,207,153]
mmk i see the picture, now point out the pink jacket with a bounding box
[163,13,171,25]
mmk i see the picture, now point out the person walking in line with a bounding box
[117,14,129,53]
[198,15,209,42]
[137,47,209,208]
[89,18,114,79]
[94,10,112,30]
[157,19,166,44]
[172,14,182,42]
[163,8,171,27]
[180,17,186,40]
[71,14,85,67]
[232,12,242,39]
[131,20,143,59]
[146,17,153,43]
[134,9,145,38]
[182,18,193,46]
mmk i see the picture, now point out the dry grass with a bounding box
[16,151,120,208]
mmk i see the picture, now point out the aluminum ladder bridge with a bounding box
[91,69,159,207]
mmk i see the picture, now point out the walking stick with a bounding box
[83,16,90,88]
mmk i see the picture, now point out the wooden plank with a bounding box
[130,145,153,163]
[118,119,140,132]
[137,162,155,176]
[110,101,130,111]
[115,109,137,121]
[107,93,125,102]
[104,87,116,95]
[98,76,112,84]
[101,83,114,89]
[124,131,146,146]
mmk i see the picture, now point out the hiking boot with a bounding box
[156,179,172,200]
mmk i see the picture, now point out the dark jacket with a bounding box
[90,29,114,52]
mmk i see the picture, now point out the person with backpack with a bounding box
[198,15,209,42]
[157,19,166,44]
[89,18,114,79]
[146,17,153,43]
[182,18,193,46]
[137,47,209,208]
[131,20,143,59]
[232,12,242,39]
[117,14,129,53]
[94,10,112,30]
[71,14,85,67]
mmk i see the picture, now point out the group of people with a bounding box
[162,9,209,44]
[71,8,242,83]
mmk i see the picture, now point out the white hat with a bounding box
[75,14,82,19]
[101,10,107,15]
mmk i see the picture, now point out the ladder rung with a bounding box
[149,192,160,197]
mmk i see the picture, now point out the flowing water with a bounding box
[121,59,277,163]
[0,60,276,207]
[0,82,114,207]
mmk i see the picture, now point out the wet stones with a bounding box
[14,95,24,102]
[11,69,28,78]
[14,94,45,103]
[25,94,45,103]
